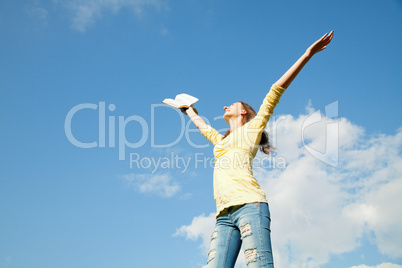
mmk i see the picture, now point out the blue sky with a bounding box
[1,0,402,267]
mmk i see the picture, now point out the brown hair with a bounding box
[222,101,273,155]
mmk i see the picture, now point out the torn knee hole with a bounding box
[207,249,216,264]
[244,248,258,265]
[210,231,218,241]
[240,223,252,239]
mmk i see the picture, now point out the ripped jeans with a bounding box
[206,202,274,268]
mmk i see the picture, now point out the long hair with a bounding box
[222,101,273,155]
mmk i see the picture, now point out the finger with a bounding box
[318,33,327,42]
[324,34,333,43]
[325,35,334,44]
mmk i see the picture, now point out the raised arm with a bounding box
[184,107,207,130]
[275,31,334,89]
[183,107,224,145]
[247,31,334,133]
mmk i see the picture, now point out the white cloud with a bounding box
[25,6,48,26]
[174,103,402,267]
[122,173,180,197]
[174,212,215,252]
[58,0,166,32]
[350,263,402,268]
[26,6,48,20]
[174,212,248,268]
[364,178,402,258]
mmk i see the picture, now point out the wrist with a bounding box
[186,107,198,115]
[303,51,314,59]
[181,107,189,115]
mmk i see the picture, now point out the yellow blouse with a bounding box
[200,84,286,217]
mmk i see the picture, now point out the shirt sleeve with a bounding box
[248,84,286,130]
[200,125,224,146]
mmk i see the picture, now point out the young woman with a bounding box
[182,31,334,268]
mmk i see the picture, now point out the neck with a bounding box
[228,116,243,133]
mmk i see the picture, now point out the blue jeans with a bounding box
[206,202,274,268]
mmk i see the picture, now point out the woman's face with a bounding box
[223,102,245,122]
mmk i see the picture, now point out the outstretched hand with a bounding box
[306,31,334,57]
[274,30,334,89]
